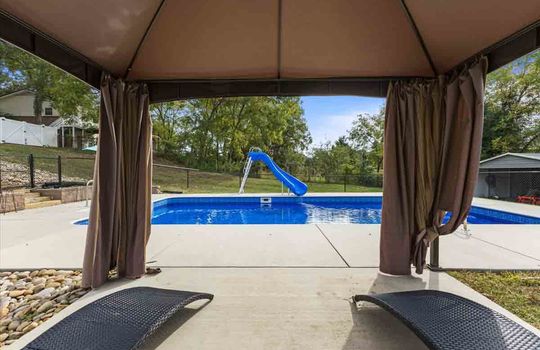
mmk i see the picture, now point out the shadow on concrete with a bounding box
[367,271,427,294]
[139,299,213,350]
[342,272,428,350]
[84,271,164,296]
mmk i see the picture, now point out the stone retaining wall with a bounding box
[0,192,25,213]
[33,186,92,204]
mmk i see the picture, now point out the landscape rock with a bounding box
[8,290,25,298]
[8,331,22,340]
[14,305,31,319]
[22,321,38,332]
[16,320,30,332]
[7,320,20,331]
[33,283,46,294]
[0,269,86,347]
[31,277,46,285]
[36,301,54,314]
[0,160,84,188]
[33,287,55,299]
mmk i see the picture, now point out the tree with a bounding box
[47,70,99,124]
[149,96,311,172]
[348,108,385,172]
[150,101,188,159]
[482,50,540,158]
[0,40,99,124]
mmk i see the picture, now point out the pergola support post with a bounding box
[428,237,442,271]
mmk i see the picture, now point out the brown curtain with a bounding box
[380,58,487,275]
[82,74,153,288]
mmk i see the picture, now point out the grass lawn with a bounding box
[0,144,381,194]
[449,271,540,329]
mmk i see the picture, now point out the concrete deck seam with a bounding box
[470,235,540,262]
[315,224,350,267]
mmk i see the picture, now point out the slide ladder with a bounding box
[239,153,254,194]
[238,147,308,196]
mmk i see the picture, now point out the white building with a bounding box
[0,90,92,148]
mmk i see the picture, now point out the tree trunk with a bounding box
[33,94,44,125]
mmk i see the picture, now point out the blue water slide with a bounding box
[248,151,308,196]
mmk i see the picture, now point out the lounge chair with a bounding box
[22,287,213,350]
[353,290,540,350]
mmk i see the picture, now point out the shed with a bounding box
[475,153,540,200]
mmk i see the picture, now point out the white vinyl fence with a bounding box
[0,117,57,147]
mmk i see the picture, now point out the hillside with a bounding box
[0,144,381,193]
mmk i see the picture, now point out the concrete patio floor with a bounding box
[1,195,539,270]
[8,268,540,350]
[1,194,540,349]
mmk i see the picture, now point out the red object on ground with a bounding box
[517,196,540,205]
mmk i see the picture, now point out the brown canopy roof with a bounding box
[1,0,539,101]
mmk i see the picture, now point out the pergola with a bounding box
[1,1,539,288]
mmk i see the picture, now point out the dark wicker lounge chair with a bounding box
[353,290,540,350]
[22,287,213,350]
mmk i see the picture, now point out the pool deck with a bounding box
[1,194,539,270]
[1,193,540,349]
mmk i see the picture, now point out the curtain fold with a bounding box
[380,58,487,275]
[82,74,152,288]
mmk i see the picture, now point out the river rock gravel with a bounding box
[0,269,88,348]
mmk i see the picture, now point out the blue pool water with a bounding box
[75,196,540,225]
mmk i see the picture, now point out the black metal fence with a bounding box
[246,172,383,192]
[152,163,198,191]
[0,153,197,192]
[0,152,383,193]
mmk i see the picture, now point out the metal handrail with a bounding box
[85,179,93,207]
[153,163,198,171]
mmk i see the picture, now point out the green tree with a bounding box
[482,50,540,158]
[0,40,98,124]
[348,108,385,172]
[149,96,311,172]
[309,137,358,182]
[150,101,188,159]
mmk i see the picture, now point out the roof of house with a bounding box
[479,153,540,170]
[0,89,32,100]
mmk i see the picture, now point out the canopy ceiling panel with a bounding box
[280,0,433,78]
[407,0,540,74]
[0,0,539,100]
[0,0,160,76]
[127,0,279,80]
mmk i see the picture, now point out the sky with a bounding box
[301,96,385,147]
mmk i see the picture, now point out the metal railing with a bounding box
[1,151,384,193]
[152,163,198,190]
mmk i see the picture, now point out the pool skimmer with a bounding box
[260,197,272,205]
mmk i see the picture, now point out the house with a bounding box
[475,153,540,201]
[0,89,92,149]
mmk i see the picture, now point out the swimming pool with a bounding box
[75,196,540,225]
